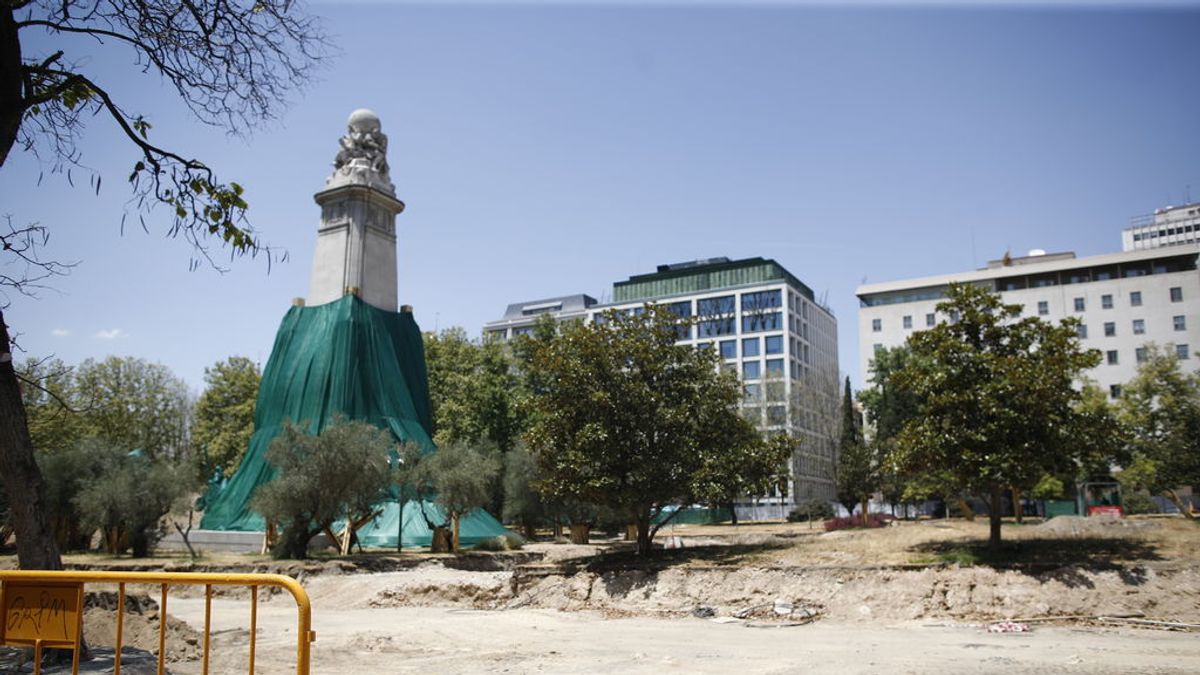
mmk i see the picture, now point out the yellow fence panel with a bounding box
[0,570,314,675]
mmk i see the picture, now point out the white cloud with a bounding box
[50,328,70,337]
[94,329,124,340]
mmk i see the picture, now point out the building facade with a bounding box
[488,257,841,511]
[1123,202,1200,252]
[483,294,598,341]
[857,242,1200,399]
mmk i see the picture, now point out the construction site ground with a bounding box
[4,515,1200,673]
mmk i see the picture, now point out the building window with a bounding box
[767,406,787,425]
[1175,315,1187,331]
[765,335,783,355]
[741,289,782,311]
[873,343,883,353]
[925,313,935,327]
[1037,301,1049,316]
[723,363,737,375]
[1104,322,1116,337]
[1073,297,1085,312]
[1133,319,1145,335]
[742,312,783,333]
[1130,291,1142,307]
[872,318,882,332]
[949,310,960,324]
[1110,384,1122,399]
[698,317,735,337]
[1106,350,1118,365]
[766,358,784,375]
[1101,294,1113,309]
[743,361,761,379]
[742,337,760,357]
[1135,347,1148,363]
[743,383,761,400]
[902,315,912,329]
[697,342,713,351]
[1076,324,1087,339]
[1170,286,1183,302]
[720,340,737,359]
[1178,344,1191,360]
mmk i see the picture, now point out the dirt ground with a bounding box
[5,516,1200,673]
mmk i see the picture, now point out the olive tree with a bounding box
[401,440,501,552]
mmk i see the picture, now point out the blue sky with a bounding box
[2,1,1198,392]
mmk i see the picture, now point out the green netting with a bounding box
[353,499,512,549]
[201,295,504,541]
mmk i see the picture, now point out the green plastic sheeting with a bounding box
[200,295,508,547]
[354,499,513,549]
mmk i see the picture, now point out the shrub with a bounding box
[823,513,891,532]
[1122,492,1158,515]
[75,447,193,557]
[788,499,835,522]
[471,532,525,551]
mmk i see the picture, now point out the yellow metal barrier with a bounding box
[1,570,314,675]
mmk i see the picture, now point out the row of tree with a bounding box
[835,284,1200,550]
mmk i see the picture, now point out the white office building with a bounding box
[597,257,841,508]
[483,294,598,341]
[485,257,841,512]
[857,240,1200,399]
[1123,202,1200,252]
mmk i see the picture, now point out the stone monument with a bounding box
[308,109,406,312]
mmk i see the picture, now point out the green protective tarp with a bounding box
[353,499,512,549]
[200,295,507,546]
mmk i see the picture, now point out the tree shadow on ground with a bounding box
[910,536,1164,586]
[585,540,792,573]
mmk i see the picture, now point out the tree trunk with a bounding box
[860,497,870,527]
[635,512,652,556]
[0,309,63,570]
[1164,489,1196,521]
[568,523,590,545]
[452,512,461,552]
[0,6,26,169]
[956,496,976,522]
[1011,486,1023,524]
[430,526,451,553]
[726,501,738,526]
[988,485,1003,552]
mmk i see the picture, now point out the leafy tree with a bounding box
[191,356,261,479]
[73,356,191,459]
[37,438,110,550]
[502,442,548,538]
[1117,345,1200,518]
[524,305,776,555]
[890,284,1103,551]
[403,439,502,552]
[74,446,193,557]
[835,377,873,523]
[0,0,326,571]
[19,357,86,454]
[859,345,924,515]
[253,419,394,559]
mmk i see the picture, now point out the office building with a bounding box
[483,294,598,341]
[857,240,1200,400]
[1123,202,1200,252]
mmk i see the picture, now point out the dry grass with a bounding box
[665,515,1200,568]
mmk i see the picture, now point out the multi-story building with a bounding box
[1123,202,1200,252]
[488,257,841,510]
[482,294,598,341]
[857,241,1200,399]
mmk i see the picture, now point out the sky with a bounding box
[2,1,1198,393]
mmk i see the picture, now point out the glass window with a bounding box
[698,317,735,337]
[741,289,782,311]
[743,383,761,400]
[1101,294,1113,309]
[1037,301,1049,316]
[767,406,787,425]
[766,381,786,402]
[1130,291,1142,306]
[1133,319,1145,335]
[742,312,783,333]
[743,361,761,379]
[1175,315,1187,331]
[512,326,534,337]
[666,300,692,318]
[766,358,784,374]
[1109,384,1122,399]
[742,337,760,357]
[723,363,737,375]
[720,340,737,359]
[765,335,783,354]
[1177,344,1191,360]
[949,310,960,323]
[1073,297,1085,312]
[1106,350,1118,365]
[697,295,735,316]
[925,313,935,327]
[1170,286,1183,302]
[1077,324,1088,339]
[1104,322,1116,337]
[902,315,912,329]
[873,343,883,353]
[697,342,713,351]
[1136,347,1148,363]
